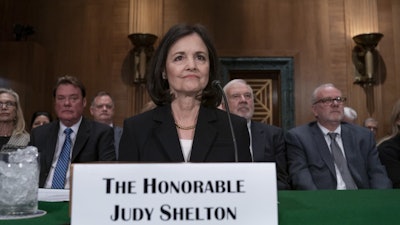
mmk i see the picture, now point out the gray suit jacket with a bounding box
[251,121,290,190]
[30,117,116,187]
[286,121,392,190]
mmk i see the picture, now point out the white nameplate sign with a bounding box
[71,163,277,225]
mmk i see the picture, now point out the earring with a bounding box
[162,72,166,79]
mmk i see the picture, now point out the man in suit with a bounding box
[30,75,115,189]
[286,83,391,190]
[222,79,290,190]
[90,91,123,159]
[364,117,378,139]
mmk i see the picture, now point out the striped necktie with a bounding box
[51,128,73,189]
[328,132,357,190]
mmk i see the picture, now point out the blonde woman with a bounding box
[0,88,29,151]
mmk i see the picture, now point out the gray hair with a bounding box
[364,117,378,127]
[223,79,253,97]
[90,91,114,107]
[344,107,357,120]
[311,83,337,104]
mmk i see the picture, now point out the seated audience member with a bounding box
[90,91,122,159]
[30,75,116,189]
[30,111,52,130]
[286,83,391,190]
[0,88,30,151]
[118,23,252,162]
[222,79,290,190]
[364,117,378,138]
[343,106,357,123]
[378,99,400,188]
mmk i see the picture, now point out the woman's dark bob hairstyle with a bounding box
[146,23,222,107]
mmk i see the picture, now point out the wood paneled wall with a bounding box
[1,0,400,140]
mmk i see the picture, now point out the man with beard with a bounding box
[286,83,391,190]
[90,91,122,159]
[222,79,290,190]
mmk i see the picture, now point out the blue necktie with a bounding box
[52,128,73,189]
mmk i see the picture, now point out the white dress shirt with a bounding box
[317,123,347,190]
[44,118,82,189]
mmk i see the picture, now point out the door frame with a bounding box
[219,57,294,132]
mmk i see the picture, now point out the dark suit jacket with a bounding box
[378,134,400,188]
[285,121,392,190]
[113,126,123,159]
[30,117,116,187]
[118,105,252,162]
[251,121,290,190]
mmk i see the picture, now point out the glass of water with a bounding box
[0,146,39,216]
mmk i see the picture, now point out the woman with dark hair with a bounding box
[119,23,252,162]
[30,111,53,130]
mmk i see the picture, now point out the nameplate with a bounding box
[71,163,277,225]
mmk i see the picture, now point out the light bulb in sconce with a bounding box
[351,33,383,87]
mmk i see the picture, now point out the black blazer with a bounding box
[378,134,400,188]
[251,121,290,190]
[118,105,252,162]
[30,117,116,187]
[286,121,392,190]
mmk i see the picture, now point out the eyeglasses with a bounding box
[94,104,113,110]
[0,101,16,108]
[313,97,347,105]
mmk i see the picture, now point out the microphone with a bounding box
[212,80,238,162]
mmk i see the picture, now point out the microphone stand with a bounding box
[212,80,239,162]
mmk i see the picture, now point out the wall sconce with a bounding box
[351,33,383,87]
[128,33,158,84]
[121,33,157,114]
[122,33,158,86]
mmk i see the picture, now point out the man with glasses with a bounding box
[364,117,378,138]
[90,91,122,159]
[285,83,391,190]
